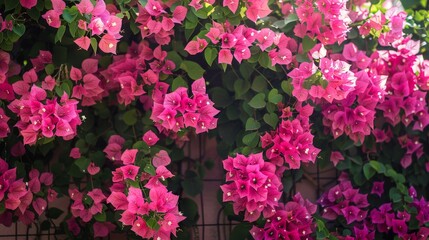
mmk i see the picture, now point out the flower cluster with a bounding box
[0,50,12,84]
[289,59,357,103]
[293,0,351,45]
[249,193,316,240]
[8,84,82,145]
[0,108,10,139]
[135,0,187,45]
[71,0,121,53]
[0,158,55,227]
[100,42,174,106]
[368,187,429,239]
[68,187,116,238]
[319,180,369,226]
[150,78,219,135]
[0,15,12,33]
[70,58,106,106]
[107,148,185,239]
[186,21,295,66]
[261,103,320,169]
[220,153,283,222]
[69,188,107,223]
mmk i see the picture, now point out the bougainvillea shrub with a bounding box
[1,0,429,239]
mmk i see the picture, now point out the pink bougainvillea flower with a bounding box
[99,34,118,54]
[246,0,271,22]
[106,15,122,36]
[10,142,25,157]
[184,38,208,55]
[88,188,106,204]
[192,78,206,95]
[51,0,66,13]
[142,130,159,146]
[218,49,233,64]
[74,36,91,51]
[20,0,37,9]
[93,222,116,238]
[42,75,56,91]
[76,0,94,14]
[88,17,105,35]
[87,162,100,175]
[32,198,47,216]
[172,6,187,23]
[371,181,384,197]
[121,165,140,181]
[223,0,239,13]
[121,149,138,165]
[42,10,61,28]
[330,151,344,166]
[40,172,53,186]
[152,150,171,167]
[107,191,128,210]
[23,69,38,83]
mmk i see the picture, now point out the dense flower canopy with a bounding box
[0,0,429,239]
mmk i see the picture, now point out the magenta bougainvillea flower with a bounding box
[221,153,283,222]
[261,103,320,169]
[250,193,317,239]
[107,148,185,239]
[150,78,219,135]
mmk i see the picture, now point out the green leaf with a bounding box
[248,93,266,109]
[211,87,232,108]
[144,164,156,176]
[302,36,316,53]
[251,76,267,92]
[401,0,418,9]
[204,47,218,66]
[46,208,64,219]
[258,52,271,68]
[263,113,279,128]
[229,223,252,240]
[234,78,251,98]
[167,51,182,71]
[245,118,261,131]
[123,109,137,126]
[369,160,386,173]
[296,53,311,62]
[55,25,66,43]
[94,212,106,222]
[27,8,41,21]
[90,37,98,54]
[268,89,283,104]
[74,157,90,171]
[389,187,402,203]
[180,61,205,80]
[242,132,259,147]
[44,64,55,75]
[172,76,188,91]
[145,218,160,230]
[281,79,293,96]
[12,23,26,37]
[5,1,19,11]
[69,21,78,38]
[363,163,376,180]
[274,13,298,27]
[63,7,79,23]
[55,82,71,96]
